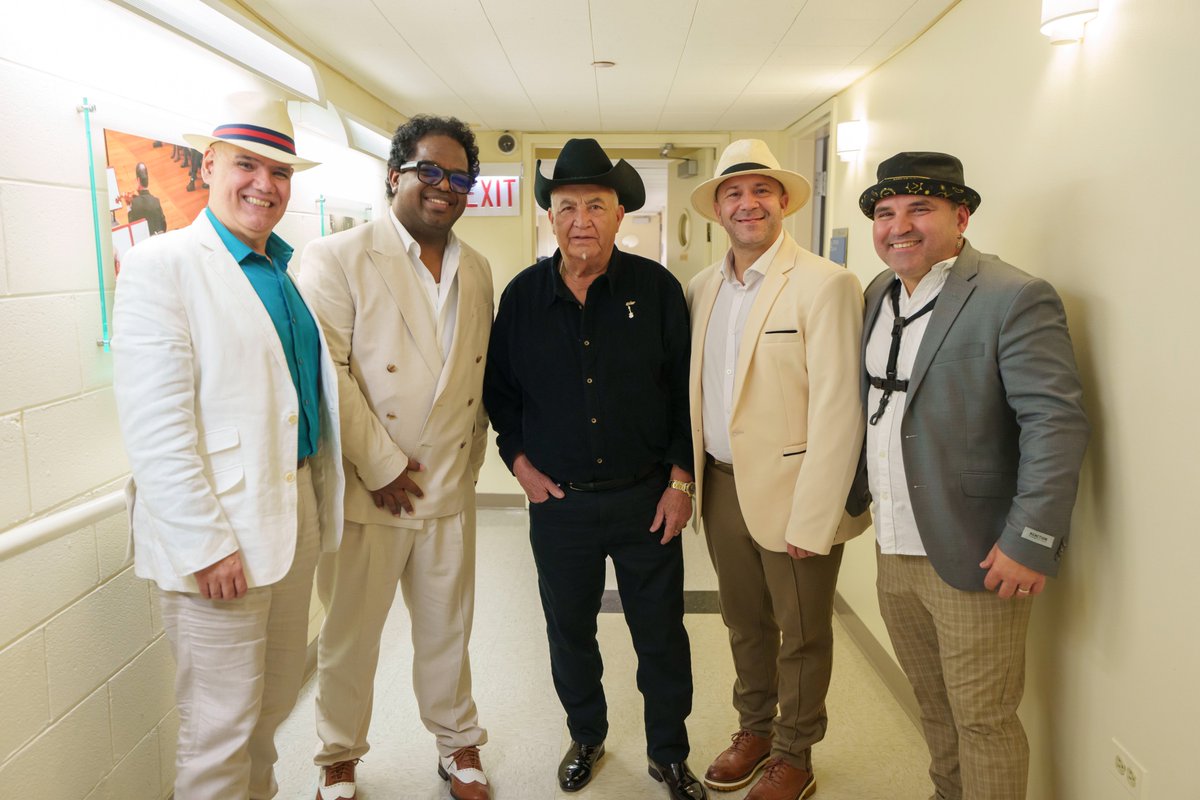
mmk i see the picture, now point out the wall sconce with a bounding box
[836,120,866,162]
[1040,0,1100,44]
[112,0,322,101]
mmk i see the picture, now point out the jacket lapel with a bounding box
[194,215,290,375]
[368,218,442,380]
[862,272,891,406]
[904,241,980,404]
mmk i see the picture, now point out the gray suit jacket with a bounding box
[861,240,1089,590]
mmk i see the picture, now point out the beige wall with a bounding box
[0,1,386,795]
[795,0,1200,796]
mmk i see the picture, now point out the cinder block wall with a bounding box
[0,3,387,797]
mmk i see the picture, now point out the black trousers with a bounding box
[528,470,693,764]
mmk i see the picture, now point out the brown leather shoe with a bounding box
[744,758,815,800]
[438,745,491,800]
[704,729,772,791]
[315,759,359,800]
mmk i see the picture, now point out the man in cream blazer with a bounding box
[113,95,345,800]
[686,141,867,800]
[299,116,494,800]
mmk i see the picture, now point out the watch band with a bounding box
[668,479,696,498]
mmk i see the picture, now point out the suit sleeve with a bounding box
[483,283,524,473]
[298,239,409,490]
[785,268,866,552]
[468,257,495,482]
[113,246,239,576]
[662,271,694,473]
[995,279,1089,574]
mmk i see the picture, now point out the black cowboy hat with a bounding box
[534,138,646,212]
[859,151,981,218]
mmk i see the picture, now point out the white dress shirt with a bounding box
[389,208,460,361]
[865,257,956,556]
[702,233,785,463]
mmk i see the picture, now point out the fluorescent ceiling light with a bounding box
[343,116,392,161]
[111,0,322,101]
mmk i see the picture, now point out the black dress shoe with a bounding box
[558,740,605,792]
[648,759,707,800]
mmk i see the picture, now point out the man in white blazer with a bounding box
[859,152,1088,799]
[113,94,345,800]
[686,140,868,800]
[299,116,493,800]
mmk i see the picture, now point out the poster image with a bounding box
[104,128,210,275]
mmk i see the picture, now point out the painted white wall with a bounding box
[0,1,386,796]
[795,0,1200,796]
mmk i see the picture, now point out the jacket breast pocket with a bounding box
[763,330,802,344]
[960,470,1017,498]
[932,342,985,364]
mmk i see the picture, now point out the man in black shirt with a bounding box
[484,138,704,800]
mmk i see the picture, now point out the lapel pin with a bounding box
[625,301,636,319]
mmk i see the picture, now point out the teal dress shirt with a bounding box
[205,208,321,460]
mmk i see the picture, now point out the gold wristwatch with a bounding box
[668,479,696,497]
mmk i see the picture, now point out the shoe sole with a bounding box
[560,748,604,793]
[702,752,771,791]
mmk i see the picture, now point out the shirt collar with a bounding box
[546,246,628,307]
[721,231,785,286]
[388,205,459,259]
[894,254,957,298]
[205,207,293,268]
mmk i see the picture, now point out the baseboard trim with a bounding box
[477,493,526,508]
[832,592,922,731]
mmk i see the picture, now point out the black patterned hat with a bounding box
[859,152,980,218]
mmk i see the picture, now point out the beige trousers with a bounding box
[702,460,844,771]
[158,464,320,800]
[877,550,1034,800]
[314,503,486,763]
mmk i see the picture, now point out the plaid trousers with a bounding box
[877,549,1034,800]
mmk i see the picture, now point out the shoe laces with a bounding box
[728,728,761,753]
[325,758,360,785]
[760,758,792,786]
[449,745,482,771]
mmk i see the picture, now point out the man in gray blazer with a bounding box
[858,152,1088,800]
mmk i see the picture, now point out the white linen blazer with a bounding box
[298,217,493,526]
[113,213,345,593]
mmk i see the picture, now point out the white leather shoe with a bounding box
[315,759,358,800]
[438,746,491,800]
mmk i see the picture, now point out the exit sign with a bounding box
[464,168,520,216]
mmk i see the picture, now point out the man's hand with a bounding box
[981,544,1047,599]
[651,467,694,545]
[370,457,425,516]
[195,551,247,600]
[786,544,819,560]
[514,453,564,504]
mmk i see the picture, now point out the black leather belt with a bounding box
[566,464,661,492]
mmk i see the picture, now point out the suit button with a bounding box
[285,471,296,483]
[591,418,597,424]
[287,414,298,425]
[459,442,466,449]
[596,458,603,464]
[475,356,482,363]
[467,398,474,406]
[387,364,397,372]
[386,412,397,420]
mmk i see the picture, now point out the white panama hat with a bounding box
[690,139,811,222]
[183,92,318,171]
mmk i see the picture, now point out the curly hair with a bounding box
[386,115,480,200]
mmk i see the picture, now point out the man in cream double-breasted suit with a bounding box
[113,94,345,800]
[686,141,868,800]
[299,116,494,800]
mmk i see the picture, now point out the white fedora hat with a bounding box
[690,139,811,222]
[184,92,318,171]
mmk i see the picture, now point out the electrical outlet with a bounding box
[1111,738,1146,798]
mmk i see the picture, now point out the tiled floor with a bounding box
[274,508,932,799]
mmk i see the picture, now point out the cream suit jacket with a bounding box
[113,214,345,593]
[298,216,493,526]
[687,232,868,554]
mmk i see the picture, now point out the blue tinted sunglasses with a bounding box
[399,160,473,194]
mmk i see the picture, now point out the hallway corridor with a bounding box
[272,508,932,799]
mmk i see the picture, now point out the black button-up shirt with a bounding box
[484,247,692,483]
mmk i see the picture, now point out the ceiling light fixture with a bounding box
[1040,0,1100,43]
[112,0,322,101]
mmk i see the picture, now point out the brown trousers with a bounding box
[702,460,844,770]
